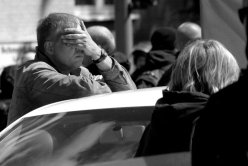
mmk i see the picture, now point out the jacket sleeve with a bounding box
[24,62,112,105]
[99,58,137,91]
[24,59,135,105]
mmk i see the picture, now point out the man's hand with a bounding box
[62,25,113,71]
[61,28,101,60]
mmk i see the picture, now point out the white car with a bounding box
[0,86,185,166]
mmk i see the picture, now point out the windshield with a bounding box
[0,107,152,166]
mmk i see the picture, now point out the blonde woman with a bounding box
[169,39,240,94]
[135,39,240,156]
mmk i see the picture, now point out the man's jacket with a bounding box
[8,51,136,124]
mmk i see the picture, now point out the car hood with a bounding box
[24,86,166,117]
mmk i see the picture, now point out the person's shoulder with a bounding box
[21,60,55,72]
[156,90,209,105]
[205,75,248,113]
[148,50,177,63]
[154,90,208,119]
[212,76,247,101]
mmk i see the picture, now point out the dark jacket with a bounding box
[135,90,209,157]
[191,70,248,166]
[0,65,18,99]
[134,50,176,88]
[7,50,136,125]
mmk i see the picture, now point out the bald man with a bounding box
[87,26,116,56]
[82,25,116,68]
[175,22,202,51]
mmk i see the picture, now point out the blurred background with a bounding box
[0,0,200,72]
[0,0,246,131]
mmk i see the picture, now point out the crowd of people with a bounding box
[1,1,248,163]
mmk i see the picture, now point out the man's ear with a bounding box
[44,41,54,55]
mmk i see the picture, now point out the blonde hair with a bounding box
[169,39,240,95]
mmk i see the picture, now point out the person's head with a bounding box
[132,49,147,69]
[176,22,202,51]
[36,13,86,73]
[82,25,116,67]
[150,27,176,51]
[168,39,240,95]
[87,25,116,56]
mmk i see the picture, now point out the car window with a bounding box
[0,106,153,166]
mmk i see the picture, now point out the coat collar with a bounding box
[34,47,61,73]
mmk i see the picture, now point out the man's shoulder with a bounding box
[14,60,58,82]
[20,60,55,72]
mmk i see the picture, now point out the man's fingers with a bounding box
[62,39,77,44]
[79,20,87,31]
[63,28,82,34]
[62,42,85,49]
[62,38,84,44]
[62,33,87,39]
[79,20,91,36]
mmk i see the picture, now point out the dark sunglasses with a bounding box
[239,7,248,23]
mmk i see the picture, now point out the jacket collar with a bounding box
[34,47,61,73]
[162,89,209,104]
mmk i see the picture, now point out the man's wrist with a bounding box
[91,47,102,60]
[92,49,108,64]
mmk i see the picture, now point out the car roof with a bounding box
[24,86,166,118]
